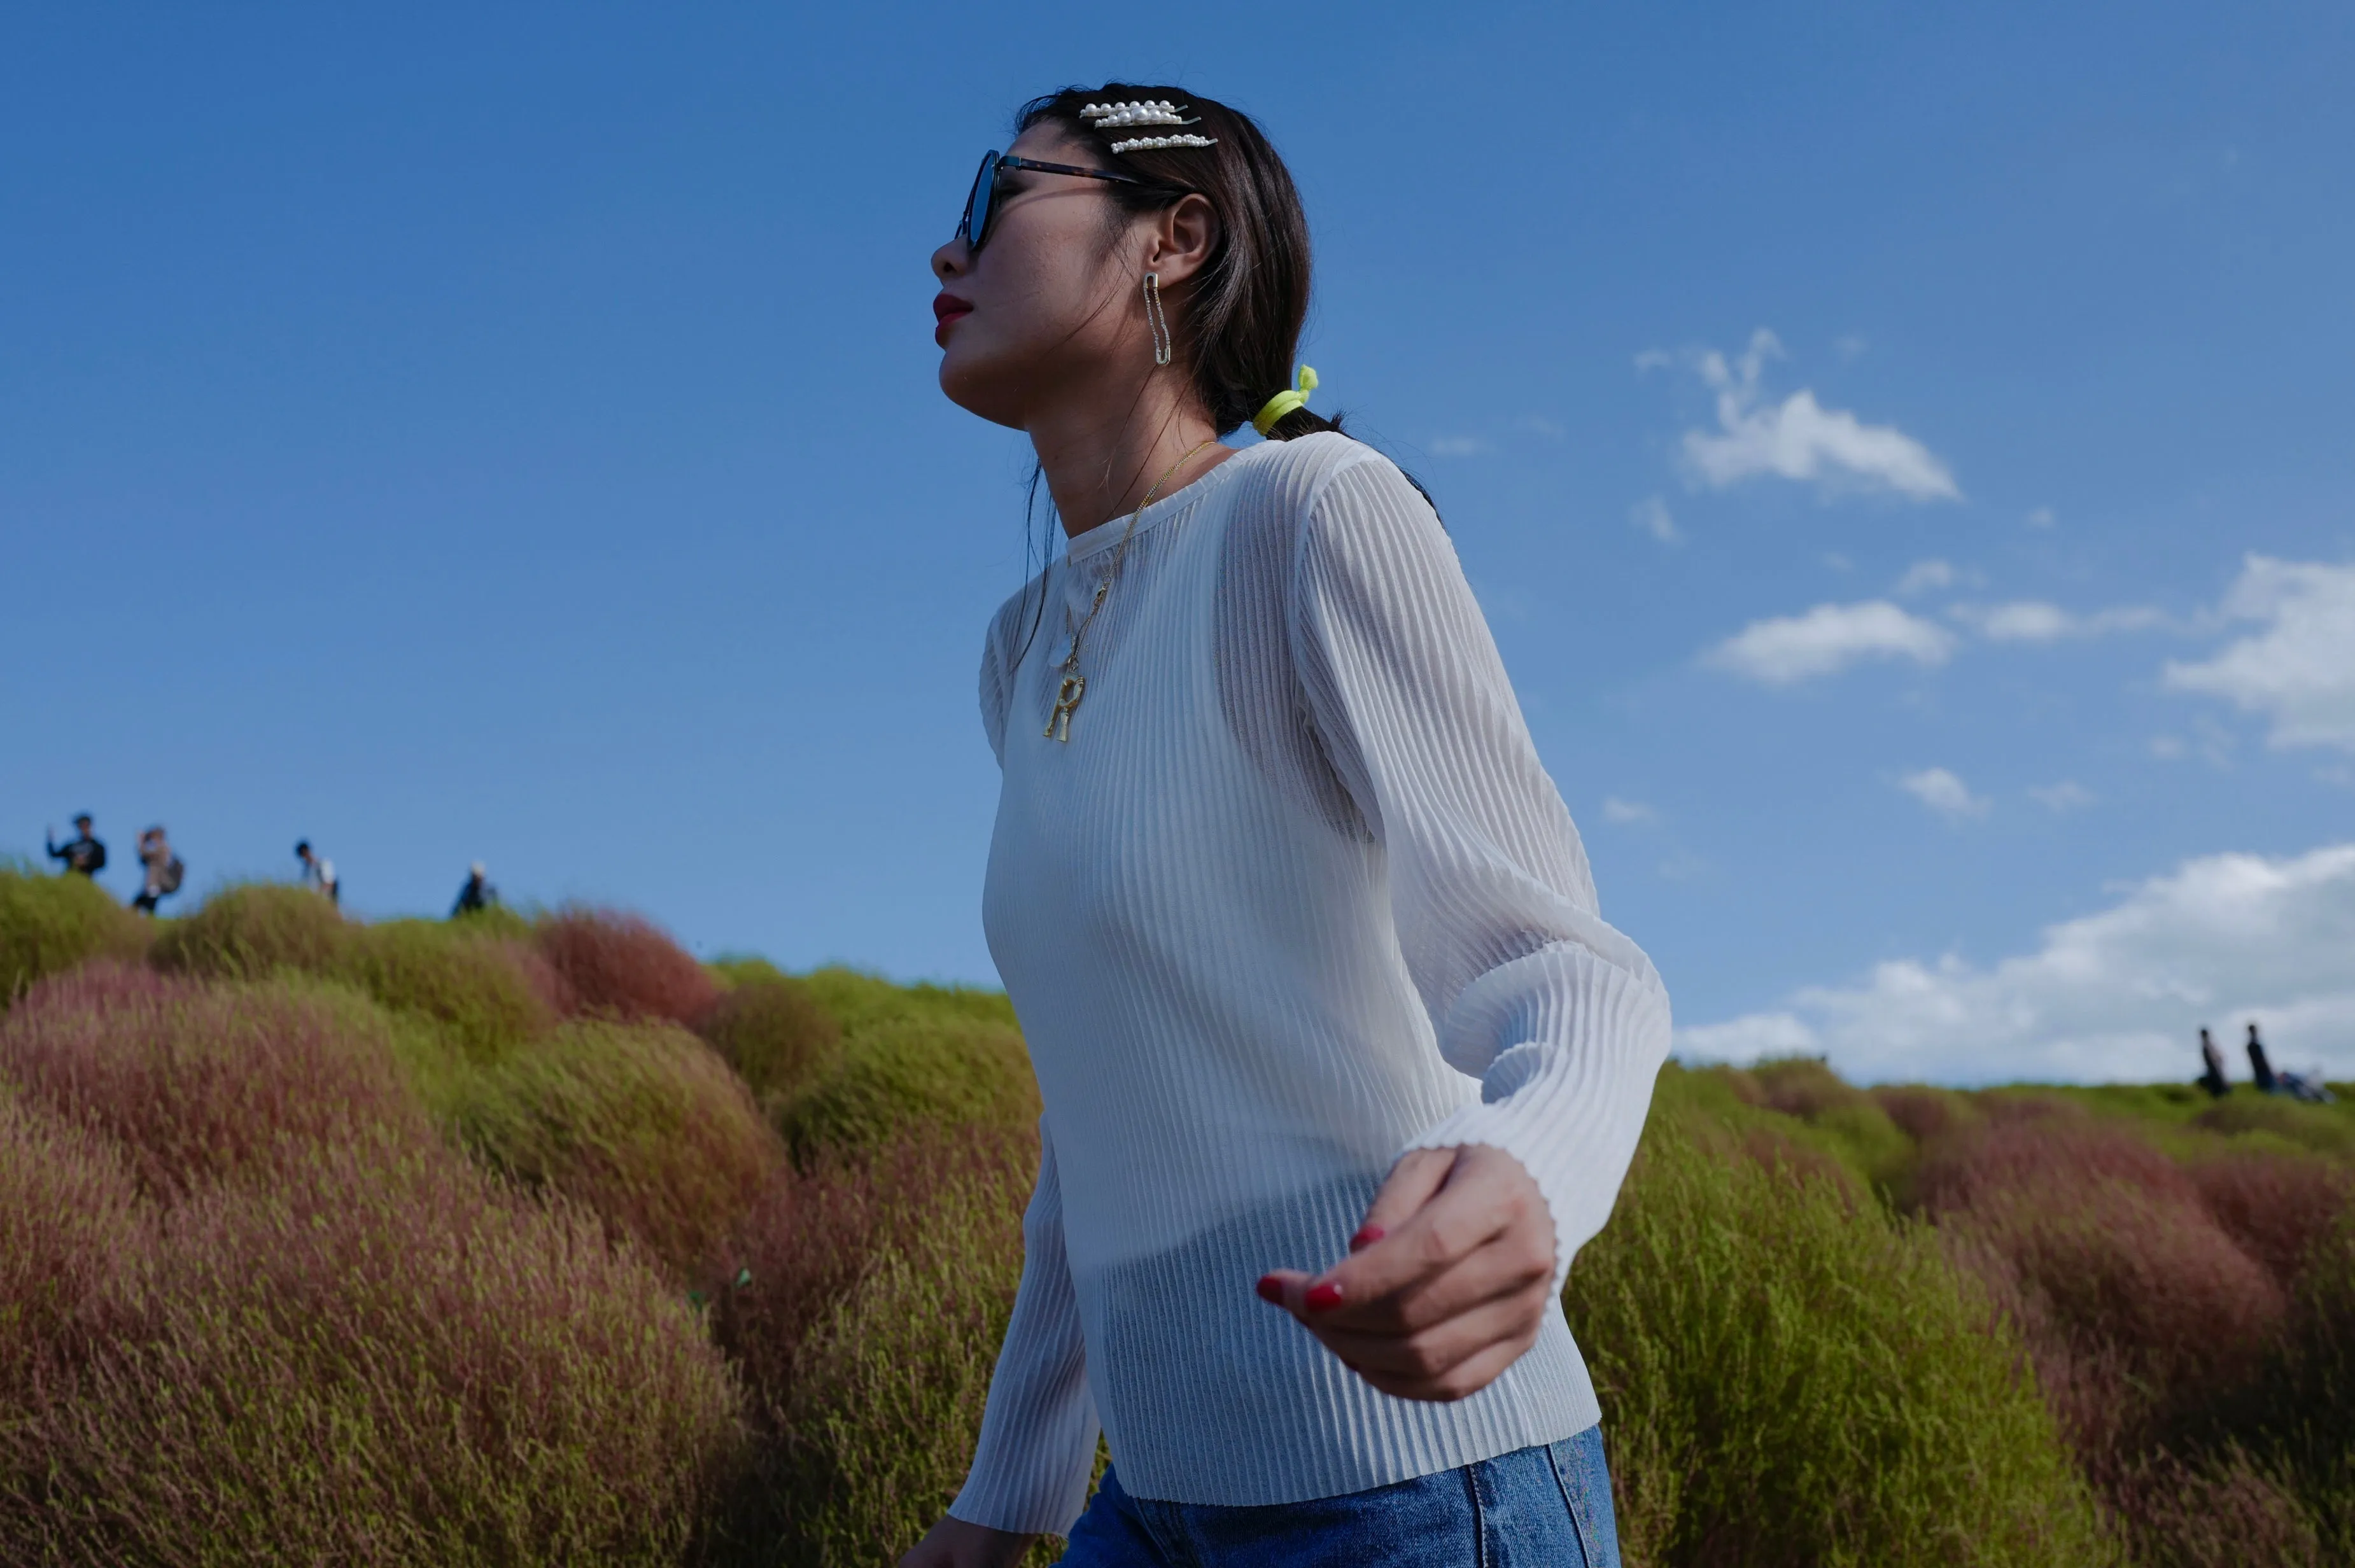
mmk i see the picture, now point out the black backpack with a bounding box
[158,855,185,895]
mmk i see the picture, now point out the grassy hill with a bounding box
[3,865,2350,1566]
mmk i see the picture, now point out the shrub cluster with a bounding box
[705,1125,1044,1567]
[0,963,432,1199]
[2,1138,749,1568]
[1566,1086,2111,1567]
[8,875,2354,1567]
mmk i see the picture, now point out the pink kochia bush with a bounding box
[2,1137,749,1568]
[2187,1152,2355,1291]
[0,1093,149,1402]
[536,907,719,1028]
[0,963,430,1199]
[452,1017,784,1280]
[1920,1119,2288,1462]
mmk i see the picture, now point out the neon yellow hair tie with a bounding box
[1251,365,1319,436]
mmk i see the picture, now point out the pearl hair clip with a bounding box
[1081,100,1193,129]
[1108,134,1219,154]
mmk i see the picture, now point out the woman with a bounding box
[907,85,1668,1567]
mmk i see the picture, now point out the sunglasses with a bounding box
[955,149,1163,253]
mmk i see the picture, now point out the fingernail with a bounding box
[1255,1275,1284,1304]
[1305,1280,1344,1313]
[1349,1225,1385,1252]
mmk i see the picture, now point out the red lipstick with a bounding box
[933,290,973,345]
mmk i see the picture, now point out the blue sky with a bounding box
[6,4,2352,1083]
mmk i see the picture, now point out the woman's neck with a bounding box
[1027,374,1229,538]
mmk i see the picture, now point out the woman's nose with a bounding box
[931,238,969,283]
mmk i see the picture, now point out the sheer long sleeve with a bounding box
[948,1119,1100,1535]
[1291,456,1672,1291]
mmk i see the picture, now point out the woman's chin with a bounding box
[938,354,1031,431]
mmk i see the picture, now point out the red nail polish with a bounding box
[1349,1225,1385,1251]
[1305,1280,1344,1313]
[1255,1275,1284,1304]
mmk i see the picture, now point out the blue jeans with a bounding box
[1059,1426,1620,1566]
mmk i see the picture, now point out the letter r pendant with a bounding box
[1045,673,1086,742]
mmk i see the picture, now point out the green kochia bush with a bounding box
[149,882,348,981]
[699,965,843,1110]
[0,864,148,1008]
[2193,1097,2355,1159]
[451,1017,784,1280]
[332,917,565,1060]
[1,1137,750,1568]
[1564,1097,2112,1567]
[774,969,1039,1165]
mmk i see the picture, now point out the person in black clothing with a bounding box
[2197,1027,2230,1098]
[451,862,496,918]
[46,815,106,878]
[2246,1023,2277,1094]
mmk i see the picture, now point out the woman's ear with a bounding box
[1143,192,1221,288]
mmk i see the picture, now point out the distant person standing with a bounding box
[45,814,106,878]
[131,826,185,914]
[2197,1028,2230,1099]
[2246,1023,2277,1095]
[450,861,497,918]
[295,839,339,906]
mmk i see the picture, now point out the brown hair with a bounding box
[1016,84,1340,441]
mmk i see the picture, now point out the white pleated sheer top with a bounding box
[950,432,1670,1529]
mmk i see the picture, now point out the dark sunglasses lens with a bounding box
[962,151,1000,247]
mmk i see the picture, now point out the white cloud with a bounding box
[1953,600,2170,643]
[2028,780,2096,813]
[1894,559,1956,596]
[1678,843,2355,1084]
[1834,333,1870,362]
[1678,1011,1817,1061]
[1898,767,1991,822]
[1705,600,1958,686]
[1601,797,1658,824]
[1668,330,1960,501]
[2164,557,2355,753]
[1428,436,1493,458]
[2027,507,2058,529]
[1629,496,1680,545]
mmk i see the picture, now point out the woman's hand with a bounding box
[898,1515,1036,1568]
[1256,1144,1556,1403]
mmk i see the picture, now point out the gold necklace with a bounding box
[1044,437,1220,743]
